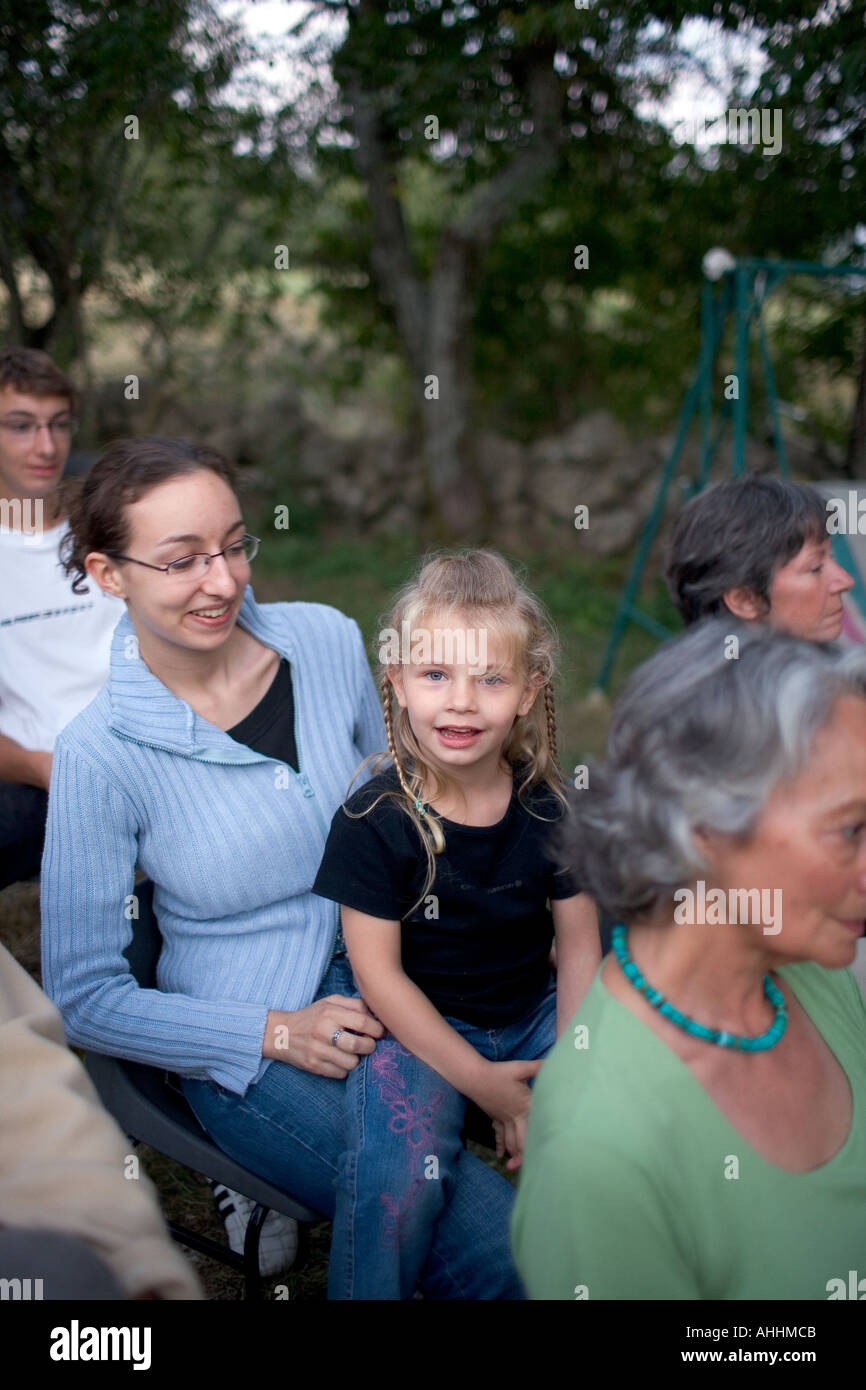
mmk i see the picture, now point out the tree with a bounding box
[746,0,866,468]
[301,0,808,530]
[0,0,276,367]
[301,1,671,526]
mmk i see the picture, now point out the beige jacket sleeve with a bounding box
[0,943,202,1300]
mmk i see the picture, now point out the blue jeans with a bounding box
[0,778,47,890]
[182,952,525,1300]
[328,975,557,1300]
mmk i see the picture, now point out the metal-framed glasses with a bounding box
[107,533,260,580]
[0,414,78,441]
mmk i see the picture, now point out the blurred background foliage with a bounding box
[2,3,864,439]
[1,0,865,667]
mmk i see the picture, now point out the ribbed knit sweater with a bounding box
[41,587,386,1094]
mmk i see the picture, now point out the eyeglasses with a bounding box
[107,534,260,579]
[0,416,77,441]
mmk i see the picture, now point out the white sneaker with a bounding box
[210,1182,299,1276]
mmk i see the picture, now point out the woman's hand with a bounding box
[262,995,385,1078]
[470,1059,544,1172]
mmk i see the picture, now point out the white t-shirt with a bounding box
[0,521,124,752]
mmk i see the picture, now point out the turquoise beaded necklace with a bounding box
[611,925,788,1052]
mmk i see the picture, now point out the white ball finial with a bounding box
[702,247,736,281]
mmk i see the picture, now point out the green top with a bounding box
[512,961,866,1300]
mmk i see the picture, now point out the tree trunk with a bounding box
[421,229,483,533]
[26,269,85,370]
[343,5,562,533]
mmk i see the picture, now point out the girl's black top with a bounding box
[313,766,580,1026]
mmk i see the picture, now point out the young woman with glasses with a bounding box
[40,436,522,1300]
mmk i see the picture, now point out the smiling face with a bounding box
[87,469,249,658]
[767,535,853,642]
[701,693,866,969]
[0,386,73,504]
[388,611,541,780]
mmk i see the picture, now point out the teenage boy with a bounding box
[0,347,123,890]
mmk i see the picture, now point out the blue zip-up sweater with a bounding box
[41,588,386,1094]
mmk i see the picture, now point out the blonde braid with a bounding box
[380,671,443,907]
[381,672,420,809]
[544,682,561,776]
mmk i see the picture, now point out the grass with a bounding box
[0,531,679,1299]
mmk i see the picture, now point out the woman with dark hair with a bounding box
[665,475,853,641]
[513,619,866,1299]
[40,436,522,1299]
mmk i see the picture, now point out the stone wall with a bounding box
[86,384,845,557]
[279,407,841,555]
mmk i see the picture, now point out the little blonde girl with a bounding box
[313,550,600,1298]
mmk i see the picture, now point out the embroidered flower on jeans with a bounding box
[386,1090,445,1149]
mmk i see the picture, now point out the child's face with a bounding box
[388,612,542,777]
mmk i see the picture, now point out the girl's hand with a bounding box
[471,1059,544,1172]
[263,996,385,1078]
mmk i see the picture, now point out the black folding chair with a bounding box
[83,879,323,1300]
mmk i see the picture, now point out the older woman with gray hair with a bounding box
[665,475,853,642]
[513,619,866,1299]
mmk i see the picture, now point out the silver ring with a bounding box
[331,1028,344,1048]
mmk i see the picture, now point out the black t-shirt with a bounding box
[312,766,579,1026]
[226,657,298,770]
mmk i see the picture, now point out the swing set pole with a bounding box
[595,280,730,691]
[594,254,866,693]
